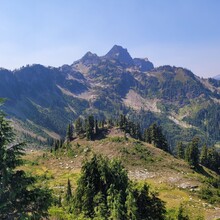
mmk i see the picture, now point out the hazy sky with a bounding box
[0,0,219,78]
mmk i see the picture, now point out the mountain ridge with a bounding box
[0,45,219,148]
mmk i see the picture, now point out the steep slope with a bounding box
[0,46,219,147]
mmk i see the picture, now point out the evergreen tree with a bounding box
[93,192,107,220]
[206,147,220,173]
[86,115,95,140]
[107,187,124,220]
[134,183,165,220]
[94,119,99,135]
[200,144,208,166]
[177,142,185,159]
[75,117,84,137]
[72,154,165,219]
[177,204,189,220]
[185,137,200,167]
[66,123,74,142]
[125,188,137,220]
[144,127,152,144]
[0,100,52,219]
[119,114,127,130]
[145,123,169,152]
[66,178,72,202]
[133,123,142,140]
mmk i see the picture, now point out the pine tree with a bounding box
[185,137,200,167]
[177,204,189,220]
[119,114,127,130]
[75,117,84,137]
[66,123,74,142]
[94,192,107,220]
[94,119,99,135]
[125,188,137,220]
[200,144,208,166]
[133,123,142,140]
[177,142,185,159]
[0,100,52,219]
[66,178,72,202]
[86,115,95,140]
[145,123,169,152]
[134,183,165,220]
[72,154,165,219]
[206,147,220,173]
[144,128,152,144]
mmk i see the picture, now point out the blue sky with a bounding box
[0,0,219,77]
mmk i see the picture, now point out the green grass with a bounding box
[19,136,220,220]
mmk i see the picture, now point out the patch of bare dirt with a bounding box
[122,90,161,113]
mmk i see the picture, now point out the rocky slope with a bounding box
[0,45,219,147]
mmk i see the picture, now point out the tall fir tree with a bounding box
[75,117,84,137]
[66,123,74,142]
[144,127,152,144]
[206,147,220,173]
[177,204,189,220]
[145,123,169,152]
[0,99,52,219]
[86,115,95,140]
[200,144,208,167]
[185,137,200,167]
[72,154,165,219]
[177,142,185,159]
[66,178,72,202]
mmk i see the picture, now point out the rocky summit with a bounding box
[0,45,219,147]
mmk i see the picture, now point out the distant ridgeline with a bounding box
[0,45,220,148]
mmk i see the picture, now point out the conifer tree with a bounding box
[185,137,200,167]
[144,127,152,144]
[66,123,74,142]
[0,100,52,219]
[66,178,72,202]
[177,204,189,220]
[206,147,220,173]
[94,119,99,135]
[119,114,127,130]
[75,117,84,137]
[72,154,165,219]
[200,144,208,166]
[86,115,95,140]
[125,188,137,220]
[177,142,185,159]
[145,123,169,152]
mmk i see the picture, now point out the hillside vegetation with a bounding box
[21,126,220,220]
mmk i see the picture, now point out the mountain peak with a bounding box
[104,45,133,65]
[77,51,100,66]
[81,51,98,61]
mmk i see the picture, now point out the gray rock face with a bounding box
[104,45,134,65]
[80,52,100,66]
[133,58,154,71]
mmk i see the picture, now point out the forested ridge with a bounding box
[0,46,219,148]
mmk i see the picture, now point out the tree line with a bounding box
[177,138,220,173]
[51,113,220,175]
[50,114,169,154]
